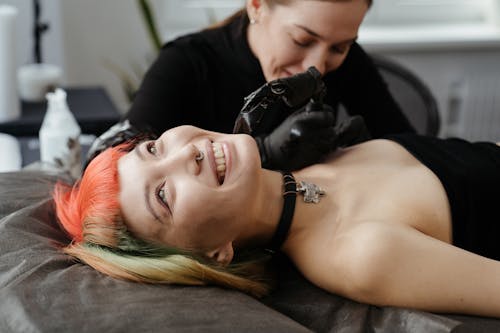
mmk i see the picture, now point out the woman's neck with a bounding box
[281,165,340,254]
[235,166,337,252]
[234,169,285,249]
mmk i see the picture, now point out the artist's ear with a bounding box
[205,242,234,266]
[246,0,262,19]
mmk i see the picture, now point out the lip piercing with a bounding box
[195,150,204,162]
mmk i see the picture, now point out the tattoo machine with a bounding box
[233,66,329,136]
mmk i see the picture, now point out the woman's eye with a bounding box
[158,188,167,204]
[147,141,157,155]
[292,38,310,48]
[332,46,346,54]
[332,43,352,54]
[156,183,172,216]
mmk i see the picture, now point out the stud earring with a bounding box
[195,150,204,162]
[250,18,257,24]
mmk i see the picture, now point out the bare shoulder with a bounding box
[286,222,416,300]
[324,139,419,168]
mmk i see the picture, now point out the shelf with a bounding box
[359,23,500,52]
[0,86,120,137]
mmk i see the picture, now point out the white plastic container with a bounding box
[0,5,21,123]
[39,88,82,178]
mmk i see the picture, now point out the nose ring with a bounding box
[195,150,204,162]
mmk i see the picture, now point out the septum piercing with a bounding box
[195,150,204,162]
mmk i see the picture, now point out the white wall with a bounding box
[359,0,500,141]
[0,0,63,68]
[1,0,499,140]
[0,0,159,112]
[59,0,156,111]
[0,0,244,112]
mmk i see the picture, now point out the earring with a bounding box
[195,150,204,162]
[250,18,257,24]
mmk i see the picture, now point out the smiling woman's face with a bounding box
[117,125,262,262]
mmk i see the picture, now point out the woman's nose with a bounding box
[304,49,327,76]
[155,144,201,175]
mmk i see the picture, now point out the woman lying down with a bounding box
[54,125,500,318]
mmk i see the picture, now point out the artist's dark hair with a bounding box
[207,0,373,29]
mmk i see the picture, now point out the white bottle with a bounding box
[39,88,82,178]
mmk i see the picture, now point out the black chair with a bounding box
[371,55,441,136]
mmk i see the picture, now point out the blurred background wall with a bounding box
[1,0,499,140]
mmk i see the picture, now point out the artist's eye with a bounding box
[330,42,353,55]
[146,141,157,155]
[292,38,311,48]
[331,45,348,54]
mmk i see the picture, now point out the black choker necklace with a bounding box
[268,171,326,251]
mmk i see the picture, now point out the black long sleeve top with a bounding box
[126,13,415,137]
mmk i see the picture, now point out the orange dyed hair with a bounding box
[53,143,131,245]
[52,141,272,297]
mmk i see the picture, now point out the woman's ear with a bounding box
[246,0,262,22]
[205,242,234,266]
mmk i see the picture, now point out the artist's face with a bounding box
[247,0,368,81]
[118,126,262,264]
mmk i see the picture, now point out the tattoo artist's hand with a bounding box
[256,105,371,171]
[256,103,335,170]
[334,114,371,146]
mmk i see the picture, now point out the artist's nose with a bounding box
[303,49,328,76]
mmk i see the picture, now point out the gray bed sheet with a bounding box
[1,171,499,332]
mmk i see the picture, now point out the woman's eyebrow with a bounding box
[135,143,145,160]
[294,24,358,44]
[294,24,323,38]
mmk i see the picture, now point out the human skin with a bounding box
[118,125,500,317]
[246,0,369,81]
[118,125,284,265]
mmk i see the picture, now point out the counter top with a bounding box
[359,23,500,52]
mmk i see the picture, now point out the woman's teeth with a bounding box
[212,142,226,183]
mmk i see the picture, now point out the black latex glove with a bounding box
[257,106,371,171]
[334,114,372,147]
